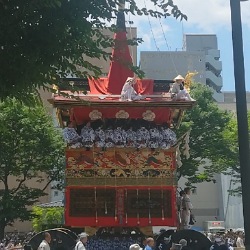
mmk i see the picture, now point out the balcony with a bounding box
[206,55,222,72]
[206,71,223,91]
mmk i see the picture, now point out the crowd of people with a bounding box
[0,231,35,250]
[207,229,245,249]
[63,119,177,150]
[0,228,246,250]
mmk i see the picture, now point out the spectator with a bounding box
[75,233,89,250]
[145,238,154,250]
[37,232,51,250]
[236,231,244,248]
[129,244,142,250]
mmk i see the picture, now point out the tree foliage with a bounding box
[0,0,186,101]
[0,98,65,239]
[32,206,64,232]
[222,111,250,196]
[177,83,234,185]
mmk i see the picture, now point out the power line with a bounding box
[154,4,178,75]
[144,0,160,51]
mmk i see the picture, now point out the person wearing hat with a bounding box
[75,233,89,250]
[171,75,185,95]
[171,75,193,101]
[129,244,143,250]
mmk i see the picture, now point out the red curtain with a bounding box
[88,77,109,95]
[134,79,154,95]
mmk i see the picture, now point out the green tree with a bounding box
[0,98,65,240]
[177,83,234,185]
[32,206,64,232]
[222,111,250,196]
[0,0,186,101]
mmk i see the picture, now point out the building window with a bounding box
[54,191,59,197]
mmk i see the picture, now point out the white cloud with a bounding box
[128,0,250,33]
[173,0,250,32]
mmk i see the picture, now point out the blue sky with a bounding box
[126,0,250,91]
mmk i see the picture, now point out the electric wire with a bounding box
[143,0,160,51]
[154,4,179,75]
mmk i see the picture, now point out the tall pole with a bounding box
[230,0,250,248]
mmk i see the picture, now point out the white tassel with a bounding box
[176,145,182,168]
[182,130,191,159]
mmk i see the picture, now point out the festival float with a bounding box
[48,3,196,235]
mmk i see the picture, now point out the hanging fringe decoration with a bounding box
[137,189,140,225]
[94,187,98,224]
[182,129,191,159]
[176,145,182,168]
[125,189,128,224]
[174,129,191,168]
[161,188,165,221]
[148,188,151,224]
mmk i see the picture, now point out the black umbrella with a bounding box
[52,228,77,241]
[171,230,212,250]
[28,229,77,250]
[155,230,176,250]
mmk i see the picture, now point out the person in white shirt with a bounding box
[38,232,51,250]
[120,77,142,101]
[236,231,245,248]
[129,244,142,250]
[75,233,89,250]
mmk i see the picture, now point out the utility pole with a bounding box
[229,0,250,249]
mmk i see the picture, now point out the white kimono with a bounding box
[120,78,141,101]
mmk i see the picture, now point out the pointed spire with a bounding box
[117,0,126,32]
[107,0,133,94]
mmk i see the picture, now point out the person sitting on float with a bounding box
[113,120,127,148]
[171,75,194,101]
[63,121,82,148]
[92,119,105,148]
[136,120,150,149]
[120,76,142,101]
[104,119,115,148]
[148,123,162,149]
[126,119,137,148]
[80,121,95,149]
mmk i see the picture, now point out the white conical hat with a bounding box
[174,75,185,81]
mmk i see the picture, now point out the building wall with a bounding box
[140,51,206,83]
[184,34,218,52]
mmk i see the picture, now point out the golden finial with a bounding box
[52,84,59,93]
[184,71,198,93]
